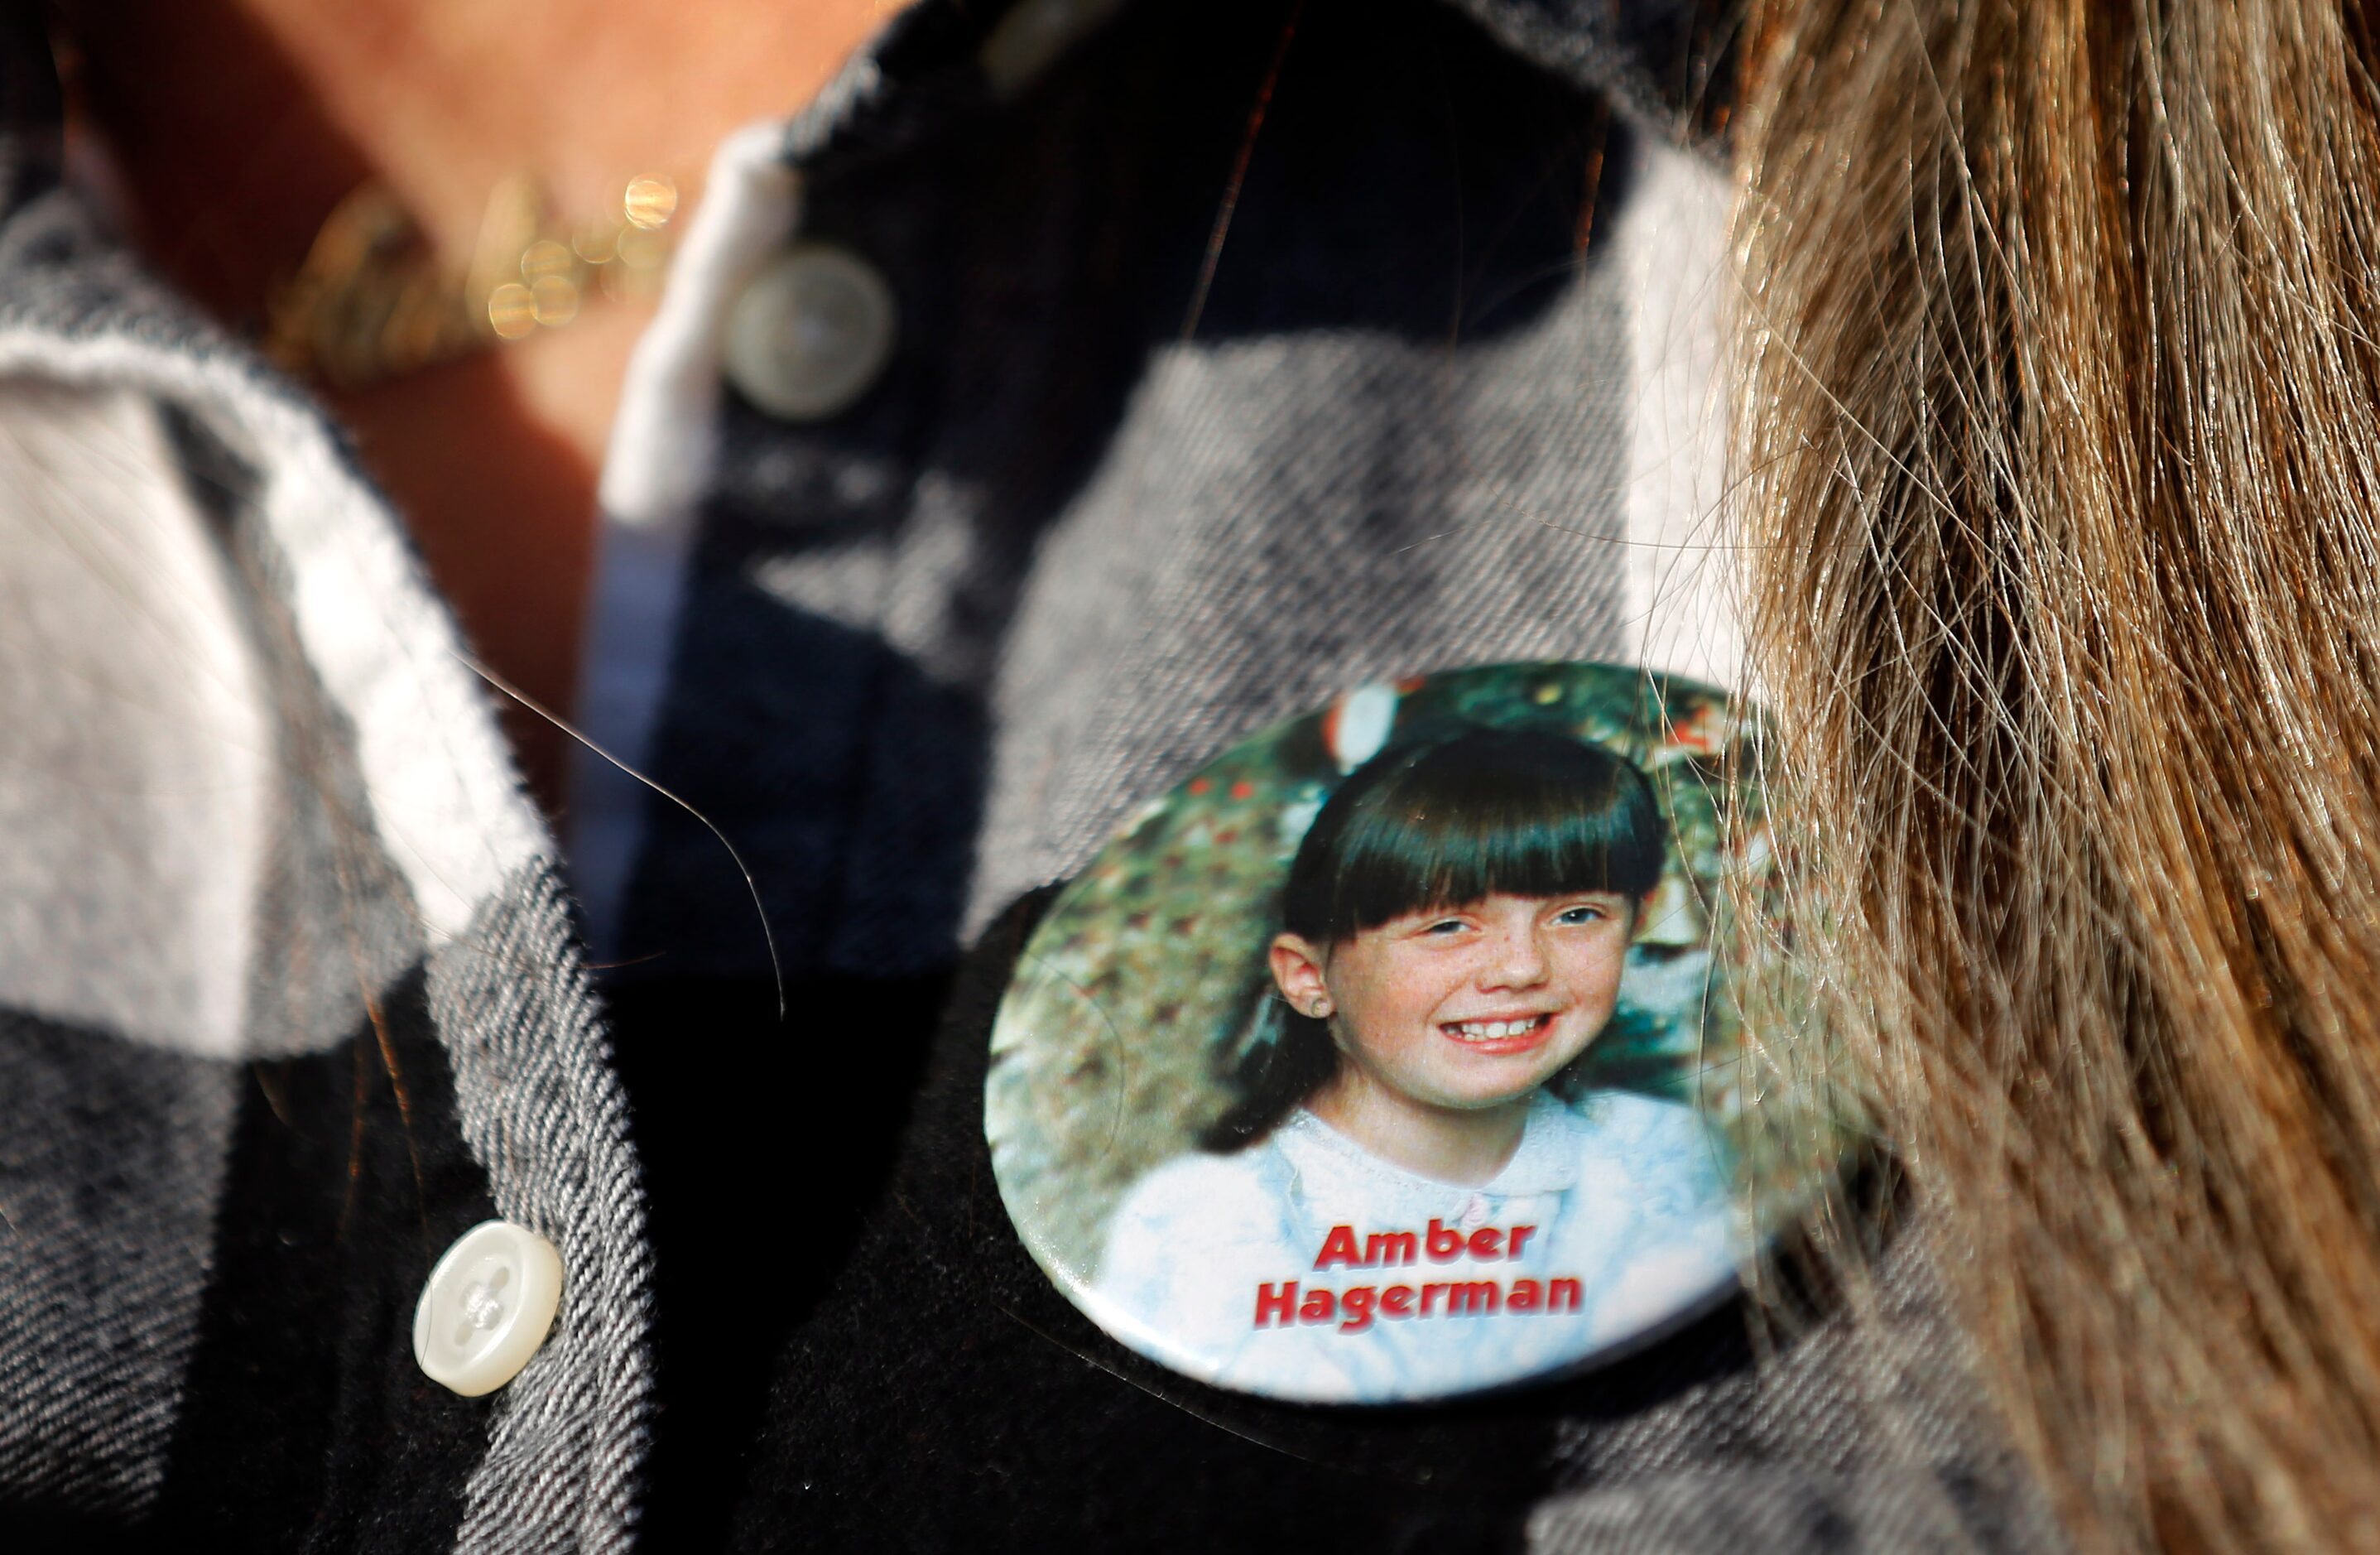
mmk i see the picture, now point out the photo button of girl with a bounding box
[986,662,1828,1405]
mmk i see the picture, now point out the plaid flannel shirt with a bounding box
[0,0,2059,1548]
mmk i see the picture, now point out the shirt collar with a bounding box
[781,0,1738,181]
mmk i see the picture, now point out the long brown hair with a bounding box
[1733,0,2380,1547]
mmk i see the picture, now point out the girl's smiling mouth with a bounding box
[1440,1012,1556,1053]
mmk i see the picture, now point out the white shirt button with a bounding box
[412,1220,564,1397]
[721,243,897,422]
[979,0,1125,96]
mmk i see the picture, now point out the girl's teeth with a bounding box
[1454,1018,1538,1040]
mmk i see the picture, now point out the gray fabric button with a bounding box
[980,0,1126,97]
[721,243,897,421]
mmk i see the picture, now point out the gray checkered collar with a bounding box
[780,0,1739,179]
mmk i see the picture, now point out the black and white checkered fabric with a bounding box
[0,3,645,1543]
[0,0,2063,1548]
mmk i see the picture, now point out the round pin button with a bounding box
[721,242,897,422]
[985,661,1836,1404]
[412,1220,564,1397]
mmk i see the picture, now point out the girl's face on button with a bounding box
[1321,892,1636,1111]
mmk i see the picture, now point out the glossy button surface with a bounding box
[721,243,897,421]
[985,662,1809,1405]
[413,1220,564,1397]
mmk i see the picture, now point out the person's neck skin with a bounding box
[62,0,906,814]
[1303,1064,1534,1187]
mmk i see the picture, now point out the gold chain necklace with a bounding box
[263,173,680,391]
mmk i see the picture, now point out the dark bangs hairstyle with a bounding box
[1201,726,1668,1151]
